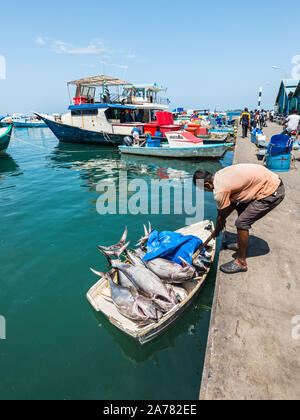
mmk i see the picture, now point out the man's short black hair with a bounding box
[193,170,214,186]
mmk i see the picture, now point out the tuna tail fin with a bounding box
[136,222,152,249]
[97,246,113,266]
[90,267,106,278]
[143,221,152,237]
[90,268,114,298]
[98,241,130,261]
[143,224,148,237]
[100,227,128,251]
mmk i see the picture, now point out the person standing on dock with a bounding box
[282,109,300,135]
[193,164,285,274]
[240,108,251,138]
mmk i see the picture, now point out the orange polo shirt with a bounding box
[214,164,280,210]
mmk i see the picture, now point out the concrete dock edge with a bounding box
[200,123,300,400]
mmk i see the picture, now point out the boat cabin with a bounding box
[120,84,169,107]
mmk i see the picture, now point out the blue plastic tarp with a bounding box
[142,230,203,265]
[267,134,293,156]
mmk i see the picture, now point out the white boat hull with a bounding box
[118,143,233,159]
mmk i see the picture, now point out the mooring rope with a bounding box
[11,132,109,154]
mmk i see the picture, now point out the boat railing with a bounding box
[94,94,170,106]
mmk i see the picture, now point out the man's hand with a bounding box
[213,215,226,238]
[213,204,237,238]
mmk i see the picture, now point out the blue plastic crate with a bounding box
[266,153,291,172]
[147,139,161,148]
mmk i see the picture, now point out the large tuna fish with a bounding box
[91,270,163,323]
[98,246,176,313]
[133,248,196,284]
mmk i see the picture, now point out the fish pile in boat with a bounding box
[91,224,213,326]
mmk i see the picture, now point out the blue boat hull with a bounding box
[13,122,47,128]
[40,116,125,146]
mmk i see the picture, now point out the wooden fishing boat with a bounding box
[0,125,13,155]
[87,220,216,345]
[118,142,233,159]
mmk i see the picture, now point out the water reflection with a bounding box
[121,153,224,180]
[89,287,212,365]
[48,142,226,186]
[0,155,21,175]
[14,127,52,141]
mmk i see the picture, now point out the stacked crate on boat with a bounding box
[155,111,182,137]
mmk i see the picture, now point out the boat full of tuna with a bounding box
[36,75,175,146]
[87,221,216,344]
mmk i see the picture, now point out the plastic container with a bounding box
[155,131,163,138]
[156,112,174,126]
[147,138,161,147]
[256,134,266,142]
[185,127,198,136]
[143,123,159,136]
[266,154,291,172]
[73,97,87,105]
[160,125,181,137]
[198,127,208,136]
[188,124,200,135]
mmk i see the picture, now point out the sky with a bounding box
[0,0,299,114]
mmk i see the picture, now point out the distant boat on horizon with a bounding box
[0,114,47,128]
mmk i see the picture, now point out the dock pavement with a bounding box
[200,122,300,400]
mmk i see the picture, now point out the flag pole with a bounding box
[258,87,262,112]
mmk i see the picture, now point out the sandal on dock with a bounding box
[220,260,247,274]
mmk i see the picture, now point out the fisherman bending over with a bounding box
[193,164,285,274]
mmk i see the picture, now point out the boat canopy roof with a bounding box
[67,74,132,87]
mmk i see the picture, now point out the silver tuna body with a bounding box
[134,249,196,283]
[110,260,176,313]
[107,273,162,323]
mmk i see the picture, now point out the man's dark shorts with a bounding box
[235,182,285,231]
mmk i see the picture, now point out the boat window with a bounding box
[88,87,96,99]
[79,86,96,101]
[71,109,98,116]
[136,88,145,98]
[122,88,130,97]
[105,107,136,124]
[80,86,89,97]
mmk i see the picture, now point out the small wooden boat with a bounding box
[118,142,233,159]
[0,125,13,155]
[87,220,216,345]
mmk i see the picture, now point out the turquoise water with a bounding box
[0,128,233,400]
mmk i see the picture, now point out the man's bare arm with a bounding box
[214,203,236,237]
